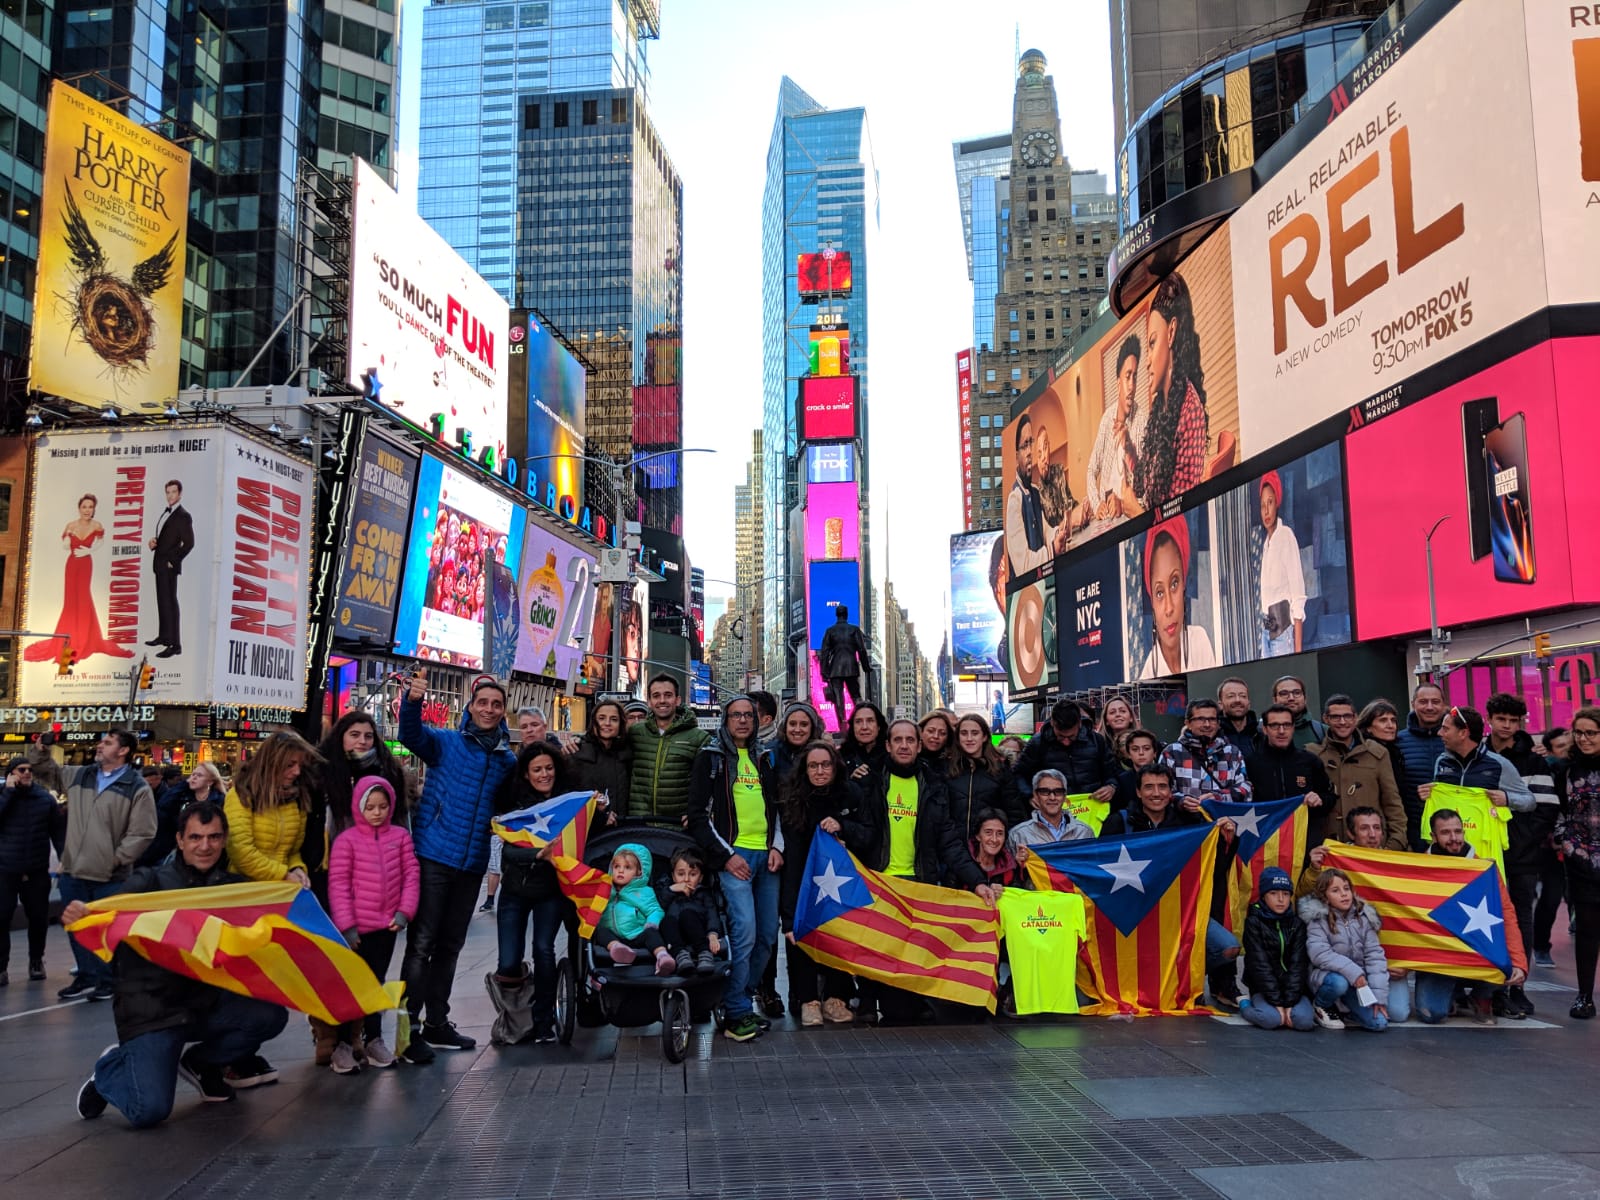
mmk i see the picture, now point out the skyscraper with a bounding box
[0,0,51,379]
[417,0,656,301]
[760,77,877,692]
[514,86,683,532]
[966,50,1117,531]
[951,134,1010,354]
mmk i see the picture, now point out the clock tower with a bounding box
[963,47,1118,531]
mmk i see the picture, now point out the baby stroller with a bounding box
[570,818,733,1062]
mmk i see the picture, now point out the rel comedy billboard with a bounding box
[20,427,312,707]
[28,82,190,413]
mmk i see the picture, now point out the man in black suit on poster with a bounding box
[146,481,193,658]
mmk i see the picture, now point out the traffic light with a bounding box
[1533,631,1553,659]
[55,645,76,676]
[138,661,156,689]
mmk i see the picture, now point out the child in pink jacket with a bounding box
[328,775,419,1074]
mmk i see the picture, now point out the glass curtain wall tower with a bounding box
[760,76,877,692]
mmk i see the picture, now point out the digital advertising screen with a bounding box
[337,434,419,643]
[1345,337,1600,640]
[1005,575,1057,699]
[804,481,859,562]
[800,375,858,442]
[805,442,856,484]
[950,531,1006,678]
[1119,507,1218,682]
[520,314,586,516]
[1207,443,1351,664]
[796,249,853,300]
[393,455,528,669]
[808,325,850,376]
[806,559,860,651]
[512,523,598,683]
[1054,547,1125,691]
[348,160,510,463]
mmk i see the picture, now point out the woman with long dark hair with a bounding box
[948,714,1018,836]
[491,743,569,1043]
[841,701,890,792]
[779,740,871,1026]
[566,699,631,814]
[1131,270,1208,511]
[308,712,407,890]
[918,709,958,773]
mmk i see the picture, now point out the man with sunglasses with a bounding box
[0,757,65,985]
[1008,768,1095,857]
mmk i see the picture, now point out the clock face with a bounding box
[1020,129,1057,167]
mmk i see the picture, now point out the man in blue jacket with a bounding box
[398,671,516,1063]
[1395,682,1448,849]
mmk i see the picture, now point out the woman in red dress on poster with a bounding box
[24,494,134,663]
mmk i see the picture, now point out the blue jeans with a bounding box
[1387,973,1412,1023]
[496,891,566,1029]
[93,993,288,1129]
[720,848,779,1019]
[58,875,123,986]
[1315,973,1387,1031]
[1413,971,1494,1024]
[1262,625,1295,658]
[1204,919,1238,972]
[1242,995,1315,1030]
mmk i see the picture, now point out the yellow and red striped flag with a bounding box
[792,831,1000,1011]
[1026,823,1222,1016]
[493,790,611,938]
[1321,843,1527,983]
[69,881,403,1023]
[1201,796,1311,934]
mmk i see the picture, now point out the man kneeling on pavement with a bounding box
[70,800,288,1129]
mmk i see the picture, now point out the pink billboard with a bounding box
[1345,337,1600,640]
[805,481,859,562]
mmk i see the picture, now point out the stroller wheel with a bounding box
[555,957,576,1046]
[660,989,691,1064]
[710,1004,727,1033]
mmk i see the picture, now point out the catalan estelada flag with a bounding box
[69,881,403,1023]
[1202,796,1310,934]
[1321,843,1527,983]
[1026,823,1221,1017]
[792,830,1000,1011]
[493,790,611,938]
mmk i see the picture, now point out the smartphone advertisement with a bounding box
[1345,338,1600,640]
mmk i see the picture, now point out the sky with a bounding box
[399,0,1116,653]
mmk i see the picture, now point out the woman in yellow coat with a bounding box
[224,732,323,886]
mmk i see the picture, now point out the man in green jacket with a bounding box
[626,674,709,820]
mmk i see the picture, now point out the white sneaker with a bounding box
[362,1038,395,1069]
[330,1043,361,1074]
[1314,1004,1346,1031]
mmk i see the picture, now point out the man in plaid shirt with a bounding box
[1160,698,1253,812]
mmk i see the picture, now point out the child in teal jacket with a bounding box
[596,842,675,975]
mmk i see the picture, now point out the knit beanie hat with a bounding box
[1258,866,1293,898]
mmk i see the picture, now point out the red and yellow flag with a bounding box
[1026,823,1221,1017]
[493,790,612,938]
[69,881,403,1024]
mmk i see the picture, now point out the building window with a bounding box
[1045,188,1055,200]
[582,98,597,125]
[1025,309,1035,321]
[1011,368,1022,380]
[980,455,991,470]
[1045,329,1053,340]
[1095,265,1105,278]
[1076,233,1085,245]
[1044,308,1054,320]
[1027,209,1037,223]
[984,369,996,382]
[978,414,990,428]
[522,103,539,130]
[485,5,514,30]
[554,101,568,127]
[1008,330,1019,343]
[1046,209,1056,221]
[612,96,628,123]
[980,477,991,490]
[1027,187,1037,201]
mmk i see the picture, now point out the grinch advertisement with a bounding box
[28,81,191,412]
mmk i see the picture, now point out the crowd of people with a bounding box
[1,669,1592,1130]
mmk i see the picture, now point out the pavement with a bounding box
[1,906,1596,1200]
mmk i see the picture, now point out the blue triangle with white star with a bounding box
[793,830,873,940]
[1429,864,1512,976]
[1029,823,1215,936]
[1201,795,1306,862]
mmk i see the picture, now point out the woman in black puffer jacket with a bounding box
[566,700,631,817]
[947,714,1020,837]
